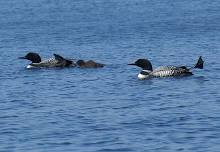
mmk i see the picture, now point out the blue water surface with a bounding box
[0,0,220,151]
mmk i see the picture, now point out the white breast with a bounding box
[138,73,147,80]
[26,65,35,69]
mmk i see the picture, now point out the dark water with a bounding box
[1,0,220,151]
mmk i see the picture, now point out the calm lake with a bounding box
[0,0,220,151]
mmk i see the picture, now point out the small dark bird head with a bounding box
[53,54,73,67]
[128,59,153,71]
[19,52,41,63]
[76,60,86,67]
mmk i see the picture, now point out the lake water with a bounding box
[0,0,220,151]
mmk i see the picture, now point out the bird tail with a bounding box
[194,56,204,69]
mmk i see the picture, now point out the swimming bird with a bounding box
[19,52,76,68]
[128,56,204,80]
[76,60,105,68]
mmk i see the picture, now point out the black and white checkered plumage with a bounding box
[19,52,76,68]
[129,57,204,80]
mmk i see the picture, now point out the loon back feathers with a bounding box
[150,66,192,77]
[30,57,59,68]
[138,66,192,79]
[30,54,75,68]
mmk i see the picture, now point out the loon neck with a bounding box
[143,67,153,71]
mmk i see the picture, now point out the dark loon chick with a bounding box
[76,60,105,68]
[128,56,204,80]
[19,52,76,68]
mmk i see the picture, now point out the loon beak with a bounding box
[18,56,26,59]
[128,63,136,65]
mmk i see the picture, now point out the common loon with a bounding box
[19,52,76,68]
[128,56,204,80]
[76,60,105,68]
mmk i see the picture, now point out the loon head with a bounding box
[128,59,153,71]
[19,52,42,63]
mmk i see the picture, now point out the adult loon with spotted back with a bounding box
[19,52,76,68]
[128,56,204,80]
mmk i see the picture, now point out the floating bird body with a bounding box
[19,52,76,68]
[129,56,204,80]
